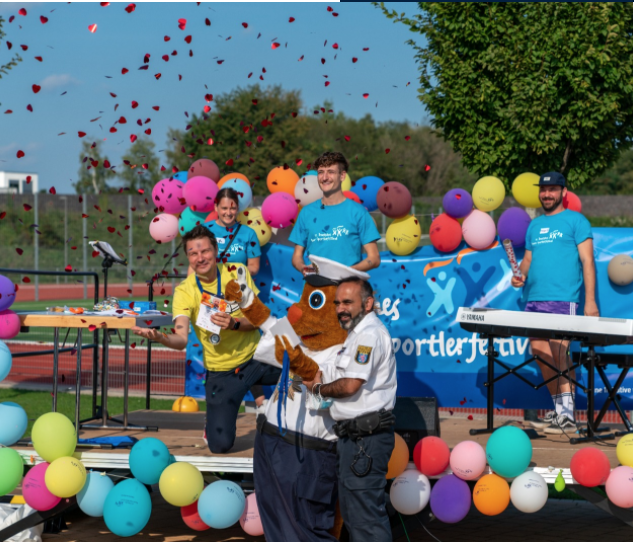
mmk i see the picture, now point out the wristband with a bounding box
[313,383,323,397]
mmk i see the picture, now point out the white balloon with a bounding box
[510,471,548,513]
[294,173,322,207]
[149,213,179,243]
[389,468,431,515]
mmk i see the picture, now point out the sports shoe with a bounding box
[543,415,578,435]
[527,410,556,430]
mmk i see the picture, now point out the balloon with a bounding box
[0,274,16,311]
[376,182,412,219]
[238,208,273,246]
[350,176,384,211]
[429,475,471,523]
[172,396,200,412]
[182,500,211,531]
[462,210,497,250]
[510,471,548,513]
[149,213,179,244]
[485,426,532,478]
[413,436,450,476]
[188,158,220,183]
[605,466,633,508]
[0,401,28,446]
[262,193,299,229]
[563,191,582,212]
[45,456,86,498]
[183,176,219,213]
[554,469,566,492]
[497,207,531,248]
[151,178,187,215]
[472,176,505,212]
[159,462,204,507]
[0,447,24,496]
[511,173,540,208]
[221,178,253,212]
[0,340,12,382]
[129,438,171,485]
[218,173,250,188]
[450,440,487,481]
[267,167,299,195]
[205,210,218,223]
[386,433,409,479]
[389,468,431,515]
[172,170,188,183]
[104,478,152,537]
[386,215,421,256]
[342,173,352,191]
[198,480,246,529]
[616,433,633,467]
[31,412,77,463]
[570,448,610,487]
[0,310,20,340]
[608,255,633,286]
[23,463,61,511]
[240,492,264,536]
[343,190,361,204]
[77,470,114,517]
[294,173,322,207]
[442,188,473,218]
[430,214,462,253]
[473,474,510,516]
[178,207,209,236]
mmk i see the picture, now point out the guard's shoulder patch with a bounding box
[355,345,373,365]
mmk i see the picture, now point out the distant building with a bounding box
[0,171,39,194]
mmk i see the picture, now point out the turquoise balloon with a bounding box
[173,171,188,183]
[0,340,12,382]
[103,479,151,537]
[178,207,208,235]
[350,175,384,212]
[0,402,28,446]
[221,178,253,212]
[129,438,170,485]
[77,471,114,517]
[198,480,245,529]
[486,426,533,478]
[0,448,24,496]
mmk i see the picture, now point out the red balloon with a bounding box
[413,436,450,476]
[181,501,210,531]
[376,181,412,219]
[343,191,361,204]
[188,158,220,183]
[570,448,610,487]
[429,214,462,252]
[205,210,218,223]
[563,191,582,212]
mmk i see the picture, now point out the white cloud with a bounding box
[39,73,81,91]
[0,3,46,15]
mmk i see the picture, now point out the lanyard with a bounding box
[195,269,222,299]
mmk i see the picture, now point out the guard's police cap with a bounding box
[305,255,370,287]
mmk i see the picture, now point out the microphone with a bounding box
[321,204,325,209]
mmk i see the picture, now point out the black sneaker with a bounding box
[527,410,556,430]
[544,415,578,435]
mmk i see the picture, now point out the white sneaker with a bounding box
[202,427,208,446]
[256,399,268,416]
[527,410,556,430]
[543,415,578,435]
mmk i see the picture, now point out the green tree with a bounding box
[73,140,117,194]
[0,16,22,88]
[580,146,632,195]
[378,2,633,188]
[119,137,161,193]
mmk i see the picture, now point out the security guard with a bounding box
[303,276,397,542]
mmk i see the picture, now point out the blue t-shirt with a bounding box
[289,198,380,267]
[204,221,261,265]
[524,210,593,303]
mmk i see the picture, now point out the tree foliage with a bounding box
[377,2,633,188]
[73,140,117,194]
[0,16,22,84]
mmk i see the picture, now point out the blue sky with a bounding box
[0,2,425,194]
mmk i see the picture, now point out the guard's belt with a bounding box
[257,415,337,454]
[333,409,395,439]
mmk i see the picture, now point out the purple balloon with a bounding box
[497,207,531,247]
[443,189,473,218]
[0,275,16,312]
[430,475,471,524]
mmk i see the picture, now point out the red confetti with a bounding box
[23,276,31,283]
[184,35,192,44]
[130,134,137,143]
[16,248,23,255]
[177,18,187,30]
[363,47,369,51]
[271,42,280,50]
[424,164,431,172]
[362,93,369,99]
[100,2,110,6]
[32,84,41,94]
[64,265,72,272]
[205,18,211,26]
[121,67,129,74]
[125,3,136,13]
[107,226,115,233]
[18,8,27,16]
[0,212,5,220]
[467,415,473,421]
[289,17,295,22]
[34,56,42,62]
[39,15,48,24]
[327,6,333,11]
[352,57,358,63]
[332,43,339,49]
[225,158,234,166]
[49,186,56,195]
[88,325,97,332]
[241,22,248,28]
[88,23,97,33]
[385,148,390,154]
[78,131,86,138]
[405,135,411,141]
[131,100,138,109]
[16,150,25,158]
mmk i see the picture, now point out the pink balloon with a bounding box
[240,493,264,536]
[262,192,299,229]
[23,463,62,511]
[605,466,633,508]
[450,440,487,481]
[462,210,497,250]
[149,213,180,244]
[183,176,219,213]
[0,309,20,340]
[151,178,186,215]
[563,191,582,213]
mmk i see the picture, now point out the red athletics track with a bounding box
[15,282,175,302]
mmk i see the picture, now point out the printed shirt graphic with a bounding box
[289,198,380,267]
[524,210,593,303]
[204,222,260,265]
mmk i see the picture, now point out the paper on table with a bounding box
[270,317,301,349]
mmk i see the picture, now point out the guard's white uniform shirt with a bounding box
[322,311,397,422]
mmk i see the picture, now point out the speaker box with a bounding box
[393,397,440,458]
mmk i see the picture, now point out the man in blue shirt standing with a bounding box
[290,152,381,273]
[511,171,599,435]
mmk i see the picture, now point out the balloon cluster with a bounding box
[0,274,20,340]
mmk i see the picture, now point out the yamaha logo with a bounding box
[462,313,484,322]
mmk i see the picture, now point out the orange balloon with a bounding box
[218,173,250,188]
[473,474,510,516]
[267,167,299,195]
[386,433,410,479]
[343,191,361,204]
[205,210,218,222]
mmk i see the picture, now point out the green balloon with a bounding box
[178,207,208,236]
[485,426,533,478]
[554,469,566,492]
[31,412,77,463]
[0,448,24,496]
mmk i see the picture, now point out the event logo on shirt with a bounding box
[313,225,350,243]
[540,228,549,234]
[533,228,563,246]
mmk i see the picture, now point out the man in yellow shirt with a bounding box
[132,225,280,453]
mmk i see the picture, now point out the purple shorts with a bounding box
[524,301,579,316]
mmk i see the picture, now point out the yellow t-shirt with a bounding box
[172,264,260,372]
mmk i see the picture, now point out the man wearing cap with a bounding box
[511,172,598,435]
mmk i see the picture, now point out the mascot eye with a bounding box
[308,290,326,310]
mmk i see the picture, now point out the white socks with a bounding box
[552,392,575,422]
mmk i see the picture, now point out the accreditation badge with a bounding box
[355,345,373,365]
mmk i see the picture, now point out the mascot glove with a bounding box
[274,335,319,381]
[224,267,255,309]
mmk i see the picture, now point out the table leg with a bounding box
[123,329,129,429]
[101,329,110,426]
[52,327,59,412]
[470,336,496,436]
[75,328,82,430]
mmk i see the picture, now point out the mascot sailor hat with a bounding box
[305,255,370,286]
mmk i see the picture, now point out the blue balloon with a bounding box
[0,341,12,383]
[0,402,27,446]
[350,176,384,212]
[198,480,245,529]
[221,178,253,212]
[77,471,114,517]
[173,170,188,183]
[486,426,533,478]
[129,438,170,485]
[103,479,152,537]
[178,207,208,235]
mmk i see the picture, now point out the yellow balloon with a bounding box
[31,412,77,463]
[45,456,87,498]
[238,207,272,246]
[386,215,421,256]
[616,433,633,467]
[472,176,505,212]
[172,396,199,412]
[511,173,541,208]
[342,173,352,191]
[159,462,203,507]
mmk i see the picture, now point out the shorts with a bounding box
[524,301,579,341]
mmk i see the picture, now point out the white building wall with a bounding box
[0,171,39,194]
